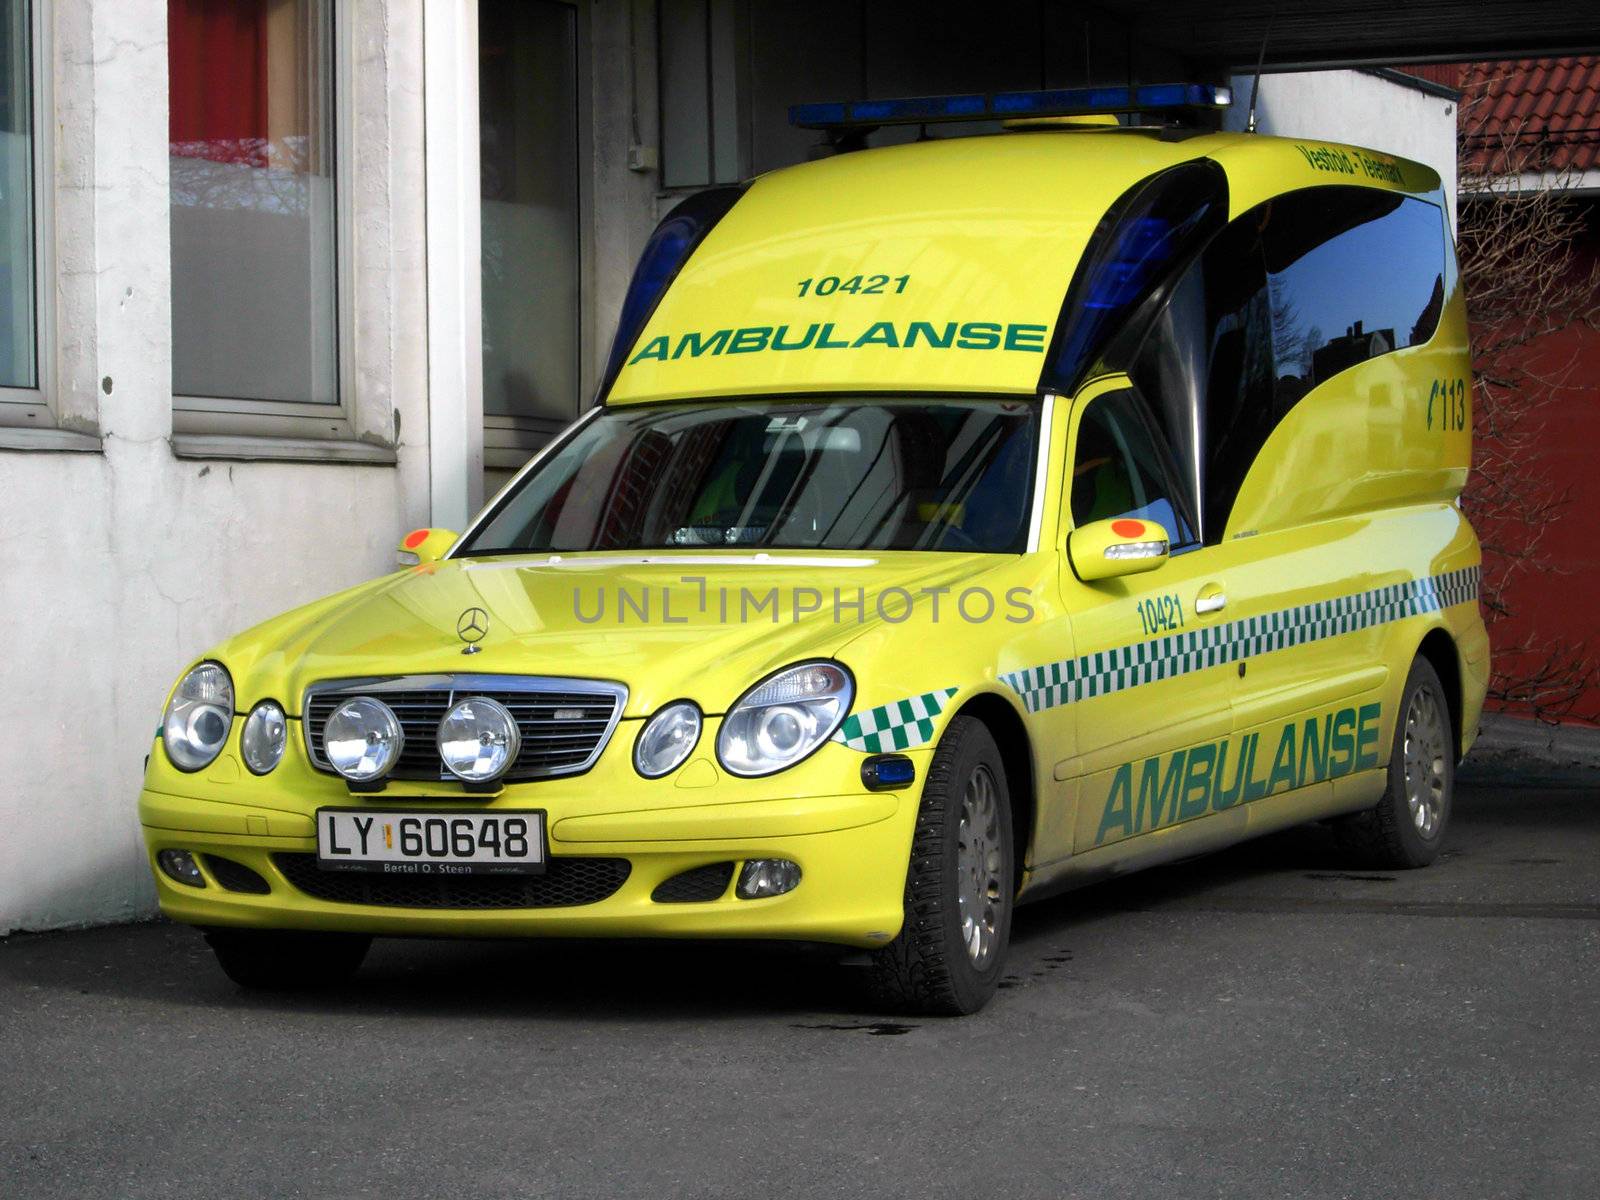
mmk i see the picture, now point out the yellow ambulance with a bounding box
[141,85,1487,1014]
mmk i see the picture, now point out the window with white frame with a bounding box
[0,0,39,407]
[168,0,350,437]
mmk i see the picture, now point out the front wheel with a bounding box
[869,716,1014,1015]
[203,928,372,991]
[1336,657,1455,868]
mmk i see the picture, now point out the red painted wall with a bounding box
[1477,204,1600,723]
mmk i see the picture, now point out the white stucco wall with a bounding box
[0,0,662,936]
[0,0,430,934]
[1225,68,1459,227]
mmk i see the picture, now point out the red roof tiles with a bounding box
[1401,58,1600,174]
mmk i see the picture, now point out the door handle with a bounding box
[1195,588,1226,615]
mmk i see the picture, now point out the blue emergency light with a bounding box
[789,82,1231,130]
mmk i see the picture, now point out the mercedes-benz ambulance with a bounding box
[140,84,1487,1014]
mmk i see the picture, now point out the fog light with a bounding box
[736,858,801,899]
[157,849,206,888]
[325,696,405,783]
[436,695,521,784]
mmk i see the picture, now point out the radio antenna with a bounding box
[1246,13,1274,133]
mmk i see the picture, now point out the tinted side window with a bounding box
[1137,187,1446,540]
[1072,390,1197,548]
[1194,217,1276,540]
[1263,190,1445,406]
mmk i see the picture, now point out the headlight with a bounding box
[437,696,521,783]
[717,661,853,777]
[634,701,702,778]
[162,662,234,772]
[324,696,405,783]
[240,701,288,775]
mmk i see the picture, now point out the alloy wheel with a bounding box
[1402,686,1449,839]
[955,764,1005,967]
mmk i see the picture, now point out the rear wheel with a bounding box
[868,716,1014,1015]
[204,928,372,991]
[1337,657,1455,868]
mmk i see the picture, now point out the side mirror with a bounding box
[398,527,458,566]
[1068,517,1169,582]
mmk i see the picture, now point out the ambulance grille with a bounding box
[273,853,631,909]
[301,676,627,782]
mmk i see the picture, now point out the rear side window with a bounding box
[1135,187,1446,539]
[1263,190,1446,407]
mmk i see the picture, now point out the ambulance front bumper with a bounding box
[139,786,911,948]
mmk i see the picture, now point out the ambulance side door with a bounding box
[1052,380,1239,858]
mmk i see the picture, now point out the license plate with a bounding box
[316,809,546,876]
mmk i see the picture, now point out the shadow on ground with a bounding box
[2,777,1594,1024]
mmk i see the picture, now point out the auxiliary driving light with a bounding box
[437,696,522,783]
[324,696,405,783]
[156,849,206,888]
[736,859,801,899]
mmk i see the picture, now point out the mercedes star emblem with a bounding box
[456,607,489,654]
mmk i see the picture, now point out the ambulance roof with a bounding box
[607,129,1441,405]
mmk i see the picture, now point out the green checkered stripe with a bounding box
[833,687,959,753]
[1001,566,1480,715]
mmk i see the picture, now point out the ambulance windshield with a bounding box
[459,398,1040,556]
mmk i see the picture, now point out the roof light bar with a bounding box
[790,83,1232,130]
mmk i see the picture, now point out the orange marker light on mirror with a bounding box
[396,527,459,566]
[1069,517,1171,583]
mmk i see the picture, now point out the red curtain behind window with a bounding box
[168,0,268,166]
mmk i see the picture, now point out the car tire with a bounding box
[868,716,1014,1016]
[203,928,372,991]
[1336,656,1455,869]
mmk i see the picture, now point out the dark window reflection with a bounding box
[1139,186,1446,539]
[1263,190,1446,404]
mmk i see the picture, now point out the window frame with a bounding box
[0,0,82,450]
[167,1,390,462]
[481,0,596,473]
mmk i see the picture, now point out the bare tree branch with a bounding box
[1456,66,1600,723]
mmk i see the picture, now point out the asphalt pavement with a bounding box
[3,770,1597,1200]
